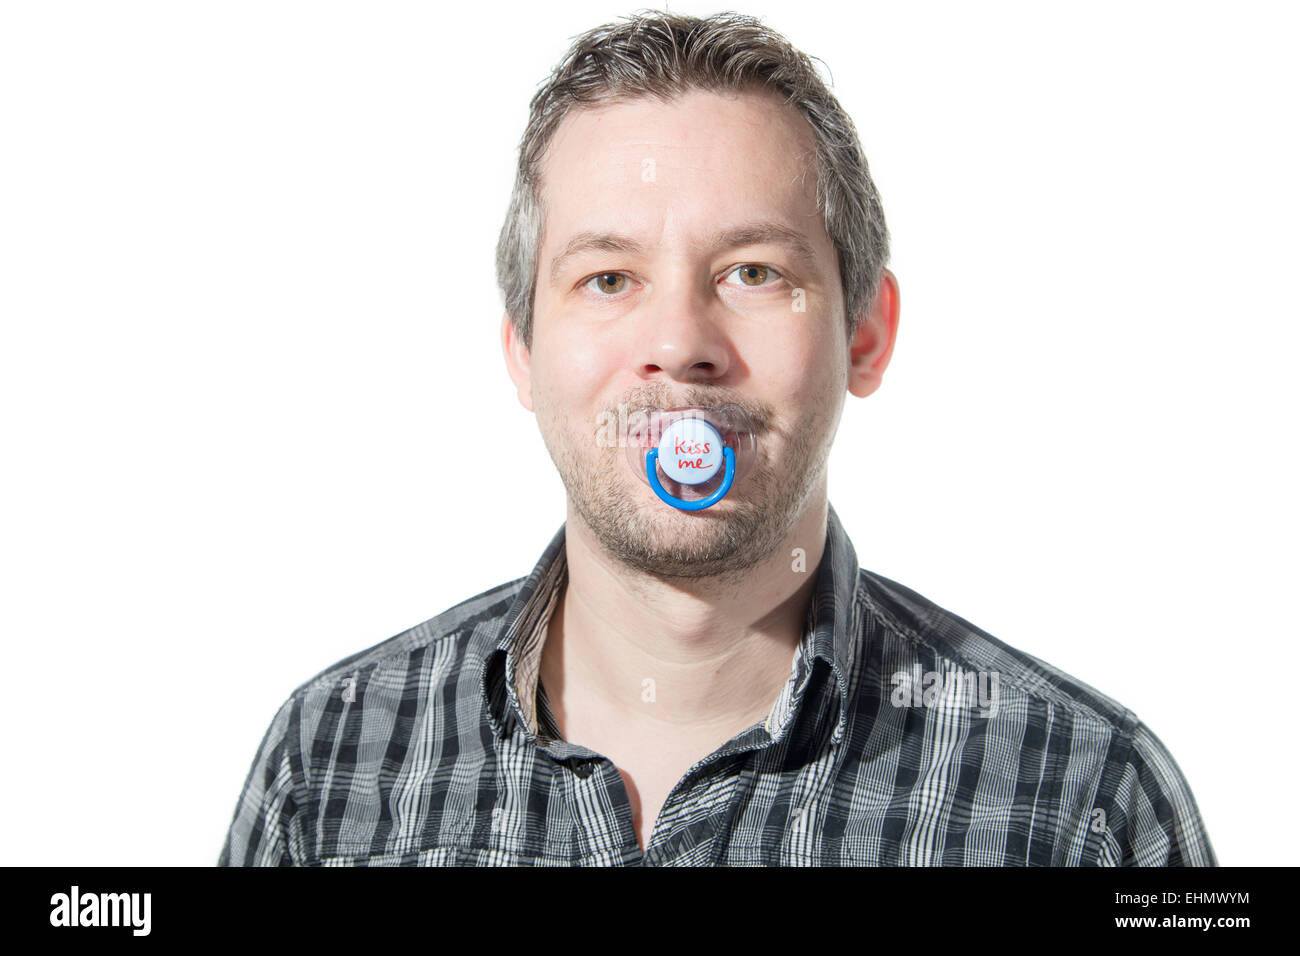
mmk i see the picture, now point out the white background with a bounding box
[2,0,1294,866]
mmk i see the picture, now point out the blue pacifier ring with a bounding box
[645,446,736,511]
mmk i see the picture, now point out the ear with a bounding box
[501,312,534,412]
[847,268,900,399]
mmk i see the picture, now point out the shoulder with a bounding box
[1094,717,1217,865]
[281,576,526,714]
[854,565,1135,728]
[220,577,527,865]
[850,567,1215,864]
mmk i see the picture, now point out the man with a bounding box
[219,10,1215,866]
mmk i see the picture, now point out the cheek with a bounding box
[530,323,630,413]
[745,326,835,401]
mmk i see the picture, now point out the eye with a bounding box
[585,273,629,295]
[723,264,782,287]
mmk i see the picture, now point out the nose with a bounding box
[634,283,732,384]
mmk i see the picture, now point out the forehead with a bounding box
[536,86,823,246]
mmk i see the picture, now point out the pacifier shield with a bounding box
[624,403,757,507]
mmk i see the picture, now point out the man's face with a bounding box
[512,86,853,579]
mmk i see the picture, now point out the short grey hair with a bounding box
[495,8,890,350]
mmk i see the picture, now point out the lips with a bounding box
[622,402,757,510]
[623,406,731,444]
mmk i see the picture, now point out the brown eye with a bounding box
[737,265,769,286]
[589,273,627,294]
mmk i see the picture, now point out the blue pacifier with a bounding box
[624,405,757,511]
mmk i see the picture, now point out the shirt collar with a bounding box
[479,502,861,747]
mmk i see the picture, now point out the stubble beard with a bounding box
[540,397,833,582]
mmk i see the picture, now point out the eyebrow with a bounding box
[548,220,820,283]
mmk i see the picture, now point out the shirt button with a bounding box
[572,761,594,778]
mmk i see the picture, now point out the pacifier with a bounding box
[623,404,757,511]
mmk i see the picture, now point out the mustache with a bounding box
[611,383,775,433]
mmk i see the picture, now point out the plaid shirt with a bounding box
[218,503,1216,866]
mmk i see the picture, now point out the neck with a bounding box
[540,489,829,738]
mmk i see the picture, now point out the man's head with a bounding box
[499,10,900,581]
